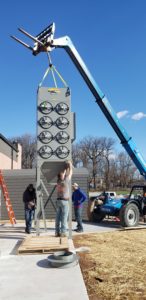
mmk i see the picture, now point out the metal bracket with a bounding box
[11,22,75,57]
[11,23,57,55]
[40,180,57,213]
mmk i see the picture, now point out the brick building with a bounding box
[0,133,22,169]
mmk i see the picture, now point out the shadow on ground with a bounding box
[83,219,121,228]
[37,258,51,269]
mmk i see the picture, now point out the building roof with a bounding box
[0,133,18,152]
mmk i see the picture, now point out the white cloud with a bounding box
[131,112,146,121]
[117,110,129,119]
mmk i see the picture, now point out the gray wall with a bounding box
[1,168,89,221]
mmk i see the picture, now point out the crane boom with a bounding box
[52,36,146,178]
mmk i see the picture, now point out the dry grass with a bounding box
[73,229,146,300]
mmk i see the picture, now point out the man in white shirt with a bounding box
[55,161,73,237]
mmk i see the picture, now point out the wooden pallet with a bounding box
[17,235,69,255]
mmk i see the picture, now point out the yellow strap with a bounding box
[39,51,68,88]
[39,67,51,87]
[50,66,57,88]
[52,65,68,87]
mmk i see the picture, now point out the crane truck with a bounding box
[11,23,146,226]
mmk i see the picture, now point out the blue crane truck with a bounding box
[11,23,146,227]
[88,186,146,226]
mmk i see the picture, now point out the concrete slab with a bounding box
[0,222,90,300]
[0,253,88,300]
[73,219,121,235]
[1,218,142,300]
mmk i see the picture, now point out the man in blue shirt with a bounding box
[72,183,87,232]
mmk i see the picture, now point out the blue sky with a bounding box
[1,0,146,157]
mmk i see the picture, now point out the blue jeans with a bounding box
[74,206,83,231]
[55,200,69,234]
[25,209,35,232]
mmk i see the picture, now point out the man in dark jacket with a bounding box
[23,184,36,234]
[72,183,87,232]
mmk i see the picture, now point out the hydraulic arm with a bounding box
[11,23,146,178]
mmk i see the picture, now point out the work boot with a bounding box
[55,232,60,237]
[76,229,83,233]
[60,233,67,237]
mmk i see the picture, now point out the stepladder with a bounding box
[0,170,16,225]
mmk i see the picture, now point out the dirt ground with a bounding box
[73,229,146,300]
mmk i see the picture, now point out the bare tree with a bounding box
[72,142,90,168]
[108,159,119,188]
[79,136,105,189]
[9,134,36,169]
[72,137,139,189]
[102,137,115,189]
[72,143,82,167]
[116,151,136,188]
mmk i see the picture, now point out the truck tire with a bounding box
[119,203,140,227]
[87,199,95,221]
[93,210,105,222]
